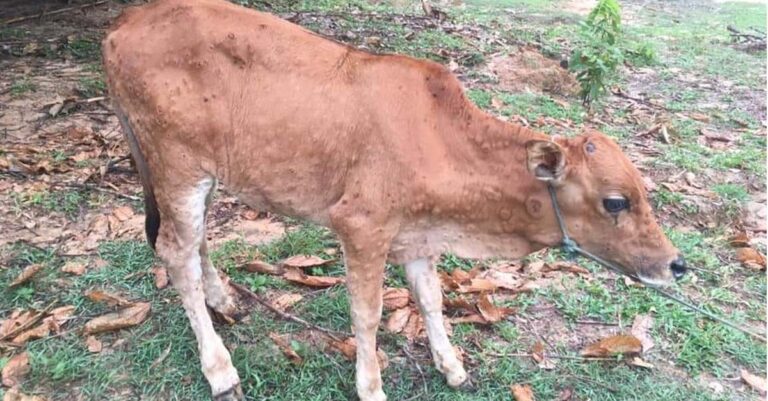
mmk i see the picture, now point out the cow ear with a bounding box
[526,140,566,181]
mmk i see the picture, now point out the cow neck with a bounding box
[429,103,554,230]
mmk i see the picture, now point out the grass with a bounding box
[11,189,89,220]
[10,78,36,97]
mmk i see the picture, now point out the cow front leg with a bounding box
[334,211,399,401]
[404,258,468,387]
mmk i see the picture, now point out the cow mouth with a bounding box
[635,272,674,288]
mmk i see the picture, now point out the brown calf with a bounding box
[103,0,684,399]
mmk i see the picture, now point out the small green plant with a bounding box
[569,0,623,105]
[625,42,657,66]
[78,77,106,97]
[10,79,36,97]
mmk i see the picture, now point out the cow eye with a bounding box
[603,197,630,213]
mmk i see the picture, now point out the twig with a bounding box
[1,1,108,25]
[486,351,617,362]
[401,344,429,401]
[230,282,349,342]
[575,319,618,326]
[55,182,141,202]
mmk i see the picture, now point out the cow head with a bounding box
[525,131,685,286]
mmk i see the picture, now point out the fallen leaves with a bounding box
[741,369,767,395]
[326,336,389,370]
[0,306,75,346]
[2,387,45,401]
[282,267,344,288]
[241,256,343,287]
[1,352,30,387]
[476,293,516,323]
[61,261,86,276]
[580,334,642,358]
[85,335,103,353]
[271,293,303,312]
[268,332,303,365]
[9,264,43,288]
[281,255,332,269]
[85,290,131,307]
[385,306,425,341]
[510,384,535,401]
[736,247,766,270]
[382,288,410,310]
[83,302,151,335]
[242,260,284,275]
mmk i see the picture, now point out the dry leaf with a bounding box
[85,290,131,307]
[382,288,410,310]
[9,264,43,288]
[690,112,711,123]
[86,335,103,353]
[326,337,389,370]
[629,356,654,369]
[476,293,515,323]
[402,310,425,341]
[281,255,331,269]
[83,302,151,334]
[282,267,344,287]
[449,314,488,324]
[242,260,284,275]
[112,206,134,222]
[271,293,303,312]
[0,310,36,339]
[457,278,498,293]
[61,261,86,276]
[741,369,767,395]
[736,248,766,270]
[630,314,654,352]
[2,352,30,387]
[510,384,535,401]
[444,296,477,314]
[580,334,642,357]
[531,341,545,363]
[11,322,50,345]
[151,265,169,289]
[385,307,412,334]
[729,232,751,248]
[45,306,75,333]
[268,332,302,365]
[2,387,45,401]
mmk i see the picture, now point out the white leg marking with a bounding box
[159,179,240,397]
[405,258,467,387]
[200,242,237,316]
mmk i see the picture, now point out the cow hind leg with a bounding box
[155,177,242,400]
[404,258,468,388]
[197,184,239,317]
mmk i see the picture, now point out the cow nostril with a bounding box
[670,255,686,280]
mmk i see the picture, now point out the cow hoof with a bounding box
[450,374,474,392]
[213,384,244,401]
[446,367,469,389]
